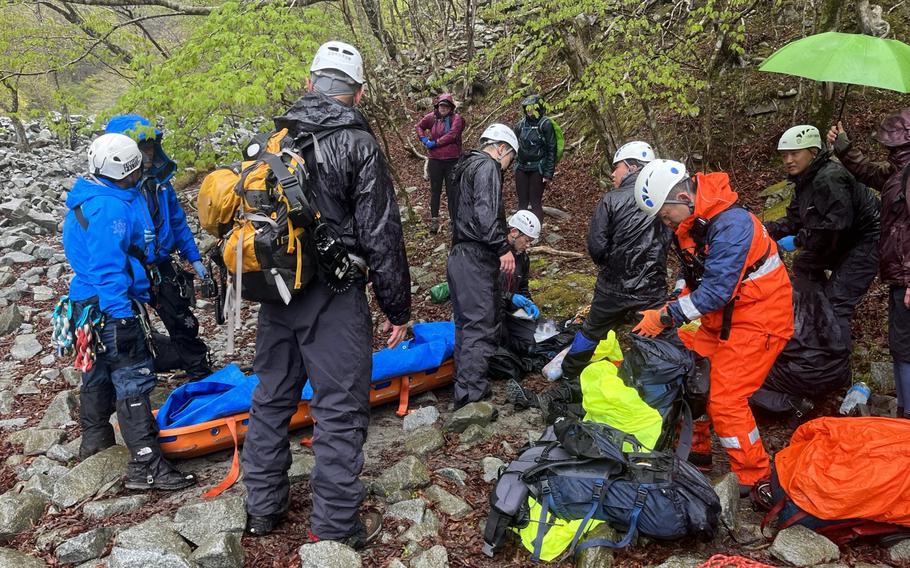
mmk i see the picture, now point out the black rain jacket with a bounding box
[586,170,671,300]
[449,150,510,256]
[514,116,557,179]
[273,91,411,325]
[766,150,880,267]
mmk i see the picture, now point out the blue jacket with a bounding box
[105,114,201,265]
[63,176,153,318]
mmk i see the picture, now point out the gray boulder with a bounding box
[52,445,130,507]
[55,526,117,564]
[435,468,466,486]
[288,453,316,483]
[655,554,708,568]
[712,472,740,533]
[0,306,22,335]
[444,402,497,433]
[482,456,505,483]
[38,390,77,429]
[871,361,895,392]
[173,495,246,546]
[191,532,244,568]
[424,485,471,519]
[109,516,193,568]
[384,498,427,524]
[409,544,448,568]
[402,509,440,542]
[371,456,431,497]
[22,473,55,500]
[404,427,444,456]
[0,547,46,568]
[0,252,36,266]
[458,424,493,447]
[770,525,840,566]
[890,539,910,563]
[298,540,362,568]
[0,490,46,543]
[403,406,439,431]
[577,523,617,568]
[10,334,41,361]
[83,495,149,520]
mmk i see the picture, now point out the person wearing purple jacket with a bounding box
[415,93,465,234]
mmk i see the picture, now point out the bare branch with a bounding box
[59,0,332,16]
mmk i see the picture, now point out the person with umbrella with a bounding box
[766,124,880,329]
[828,112,910,419]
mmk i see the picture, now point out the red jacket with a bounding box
[415,95,464,160]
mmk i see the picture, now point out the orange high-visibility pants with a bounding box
[700,329,788,486]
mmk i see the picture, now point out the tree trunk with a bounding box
[811,0,847,127]
[1,82,31,152]
[462,0,475,99]
[359,0,398,62]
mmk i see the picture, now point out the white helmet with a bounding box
[613,141,656,165]
[778,125,822,150]
[633,159,689,217]
[87,133,143,180]
[310,41,365,85]
[508,210,541,239]
[480,123,519,154]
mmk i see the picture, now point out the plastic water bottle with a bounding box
[543,346,570,381]
[838,382,871,415]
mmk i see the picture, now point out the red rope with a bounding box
[697,554,777,568]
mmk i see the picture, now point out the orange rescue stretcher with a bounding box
[153,359,455,497]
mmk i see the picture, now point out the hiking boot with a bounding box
[307,511,383,550]
[117,396,196,491]
[429,217,440,235]
[246,512,287,537]
[78,384,117,460]
[506,380,538,410]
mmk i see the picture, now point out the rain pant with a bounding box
[241,280,373,539]
[775,417,910,526]
[765,151,880,325]
[666,172,793,486]
[448,243,501,405]
[562,170,670,380]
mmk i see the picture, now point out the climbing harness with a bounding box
[51,297,75,357]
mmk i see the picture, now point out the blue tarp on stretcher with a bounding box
[157,321,455,430]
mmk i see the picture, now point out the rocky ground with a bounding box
[0,115,906,568]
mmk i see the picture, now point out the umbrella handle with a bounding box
[837,84,852,123]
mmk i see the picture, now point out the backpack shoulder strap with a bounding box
[74,205,89,230]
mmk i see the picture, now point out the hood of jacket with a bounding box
[66,176,139,210]
[105,114,176,184]
[434,93,456,110]
[675,172,739,240]
[888,143,910,171]
[274,90,373,139]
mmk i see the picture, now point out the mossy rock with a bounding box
[530,271,596,315]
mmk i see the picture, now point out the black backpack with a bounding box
[483,420,721,560]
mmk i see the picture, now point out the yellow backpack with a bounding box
[197,128,319,305]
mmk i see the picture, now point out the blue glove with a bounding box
[142,229,155,246]
[425,140,436,149]
[777,235,798,252]
[191,260,207,279]
[420,136,429,146]
[512,294,540,319]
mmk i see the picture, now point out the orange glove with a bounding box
[632,307,671,337]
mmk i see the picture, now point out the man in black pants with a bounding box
[514,94,557,222]
[241,41,411,548]
[105,114,212,380]
[448,123,520,410]
[508,141,669,412]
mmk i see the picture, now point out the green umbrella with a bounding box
[759,31,910,93]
